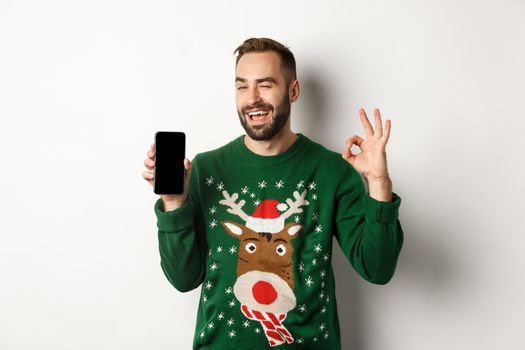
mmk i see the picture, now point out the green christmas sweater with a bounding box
[154,133,404,349]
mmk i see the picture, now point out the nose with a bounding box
[252,280,278,305]
[247,86,262,106]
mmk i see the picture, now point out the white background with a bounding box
[1,0,524,349]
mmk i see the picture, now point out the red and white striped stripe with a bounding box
[241,304,294,347]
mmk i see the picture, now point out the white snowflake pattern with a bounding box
[314,244,322,253]
[321,281,326,288]
[250,192,256,198]
[243,320,250,328]
[254,199,261,207]
[255,328,261,334]
[323,254,330,262]
[202,295,208,303]
[206,176,214,186]
[320,290,326,300]
[297,338,304,344]
[209,262,218,271]
[227,318,235,326]
[217,312,225,320]
[207,322,215,330]
[229,246,237,254]
[305,276,314,287]
[326,296,330,303]
[241,186,249,194]
[217,182,225,191]
[312,212,319,222]
[308,181,317,190]
[275,180,284,189]
[312,258,318,266]
[228,330,236,338]
[294,216,300,223]
[314,337,318,342]
[320,270,326,278]
[315,224,323,233]
[209,219,218,228]
[321,306,327,314]
[258,180,267,189]
[209,206,217,215]
[225,287,233,295]
[216,246,223,253]
[200,331,205,338]
[312,193,318,200]
[324,332,330,339]
[298,262,305,272]
[297,180,305,189]
[205,281,213,290]
[229,299,236,308]
[319,322,326,331]
[298,304,306,312]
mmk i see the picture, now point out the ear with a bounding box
[284,222,303,239]
[289,79,300,103]
[220,220,247,239]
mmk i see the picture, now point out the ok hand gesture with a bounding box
[342,108,393,201]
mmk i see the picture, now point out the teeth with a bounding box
[248,110,268,116]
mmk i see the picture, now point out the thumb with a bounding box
[183,158,192,193]
[184,158,192,172]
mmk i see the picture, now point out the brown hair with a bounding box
[234,37,297,84]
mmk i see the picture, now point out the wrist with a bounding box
[162,195,188,212]
[366,176,393,202]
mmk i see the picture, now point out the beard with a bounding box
[237,90,291,141]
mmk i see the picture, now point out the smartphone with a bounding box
[153,131,186,195]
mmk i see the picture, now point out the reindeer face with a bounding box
[221,220,303,314]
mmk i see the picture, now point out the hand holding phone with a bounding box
[142,131,190,211]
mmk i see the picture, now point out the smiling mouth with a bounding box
[246,109,271,123]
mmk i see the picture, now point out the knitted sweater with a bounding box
[154,133,404,349]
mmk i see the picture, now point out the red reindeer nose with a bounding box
[252,280,278,305]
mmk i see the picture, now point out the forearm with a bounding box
[356,213,404,284]
[158,228,206,292]
[154,197,206,292]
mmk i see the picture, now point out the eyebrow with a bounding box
[273,238,288,244]
[243,237,260,242]
[235,77,278,84]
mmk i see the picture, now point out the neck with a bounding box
[243,126,298,156]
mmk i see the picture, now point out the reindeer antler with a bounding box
[281,190,310,220]
[219,190,250,221]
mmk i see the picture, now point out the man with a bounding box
[142,37,403,349]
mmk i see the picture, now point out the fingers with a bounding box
[360,108,386,140]
[142,170,154,186]
[359,108,374,138]
[144,158,155,170]
[346,135,364,148]
[148,143,155,159]
[342,135,364,162]
[382,119,391,144]
[373,108,383,139]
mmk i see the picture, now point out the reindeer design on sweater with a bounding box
[219,189,309,347]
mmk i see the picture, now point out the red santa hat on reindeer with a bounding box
[246,199,288,234]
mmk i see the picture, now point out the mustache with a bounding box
[241,103,274,114]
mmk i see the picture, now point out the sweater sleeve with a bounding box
[153,155,207,292]
[333,162,404,285]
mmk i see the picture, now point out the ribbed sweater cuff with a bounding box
[154,197,194,232]
[362,192,401,224]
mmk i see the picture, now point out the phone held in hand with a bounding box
[153,131,186,195]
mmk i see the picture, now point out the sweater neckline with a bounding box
[234,133,309,166]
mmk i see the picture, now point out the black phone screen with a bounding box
[153,131,185,195]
